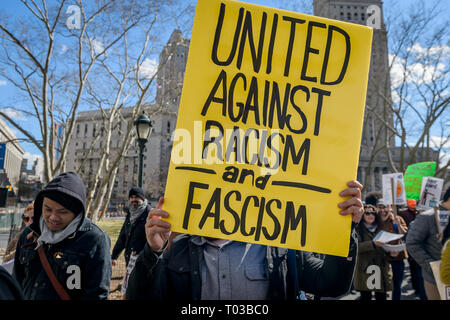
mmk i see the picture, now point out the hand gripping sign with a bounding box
[163,0,373,257]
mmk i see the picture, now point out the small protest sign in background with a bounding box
[418,176,444,210]
[163,0,373,256]
[382,173,406,206]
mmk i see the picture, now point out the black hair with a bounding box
[364,191,382,206]
[363,204,380,225]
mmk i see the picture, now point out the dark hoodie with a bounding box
[12,172,112,300]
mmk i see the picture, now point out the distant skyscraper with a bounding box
[314,0,395,191]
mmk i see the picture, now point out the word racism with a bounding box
[166,0,368,252]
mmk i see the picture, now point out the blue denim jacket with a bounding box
[13,219,111,300]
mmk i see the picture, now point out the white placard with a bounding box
[382,173,407,205]
[418,177,444,210]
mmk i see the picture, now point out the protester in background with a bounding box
[13,172,112,300]
[0,265,23,300]
[378,198,407,300]
[126,181,364,300]
[398,199,427,300]
[111,186,151,297]
[354,204,392,300]
[2,203,34,264]
[406,186,450,300]
[111,186,151,267]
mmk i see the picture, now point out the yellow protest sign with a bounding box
[163,0,373,256]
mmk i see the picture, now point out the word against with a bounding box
[66,265,81,290]
[366,265,381,290]
[66,5,81,30]
[180,304,269,317]
[366,5,381,29]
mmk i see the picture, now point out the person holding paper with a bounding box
[377,198,408,300]
[407,186,450,299]
[125,181,364,300]
[353,204,392,300]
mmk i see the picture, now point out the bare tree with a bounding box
[0,0,194,220]
[364,1,449,186]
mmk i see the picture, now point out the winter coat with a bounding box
[111,205,150,265]
[406,206,444,284]
[0,265,24,300]
[125,229,359,300]
[353,223,392,293]
[12,172,112,300]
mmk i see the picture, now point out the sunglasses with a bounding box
[22,215,33,223]
[364,211,377,216]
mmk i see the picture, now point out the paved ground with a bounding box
[324,259,422,300]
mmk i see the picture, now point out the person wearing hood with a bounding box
[111,186,151,267]
[12,172,112,300]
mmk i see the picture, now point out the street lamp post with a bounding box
[134,112,153,188]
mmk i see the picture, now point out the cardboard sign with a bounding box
[163,0,373,256]
[382,173,407,205]
[430,259,450,300]
[418,176,444,210]
[404,162,436,201]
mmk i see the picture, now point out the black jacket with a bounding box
[111,205,150,265]
[126,230,358,300]
[12,172,112,300]
[0,265,24,300]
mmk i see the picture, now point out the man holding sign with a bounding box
[127,0,371,300]
[126,181,363,300]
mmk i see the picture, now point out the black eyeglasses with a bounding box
[364,211,376,216]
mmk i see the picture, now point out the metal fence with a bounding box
[0,205,27,263]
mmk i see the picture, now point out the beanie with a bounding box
[43,190,84,216]
[129,186,145,201]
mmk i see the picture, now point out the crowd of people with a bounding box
[0,171,449,301]
[354,189,450,300]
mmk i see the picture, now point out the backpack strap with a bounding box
[37,245,71,300]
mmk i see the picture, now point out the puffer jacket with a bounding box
[406,206,444,284]
[13,172,112,300]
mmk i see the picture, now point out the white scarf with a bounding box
[129,199,148,224]
[36,214,83,248]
